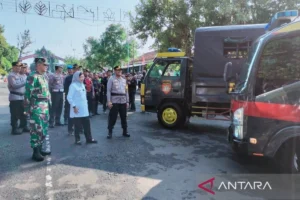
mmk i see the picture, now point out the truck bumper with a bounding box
[228,124,248,155]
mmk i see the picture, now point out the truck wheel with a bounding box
[276,140,299,173]
[158,103,183,129]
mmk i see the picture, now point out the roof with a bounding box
[129,51,157,65]
[196,24,267,33]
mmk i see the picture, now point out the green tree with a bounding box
[84,24,138,70]
[130,0,300,56]
[64,56,80,65]
[17,29,33,59]
[0,25,19,73]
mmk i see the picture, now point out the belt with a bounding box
[111,93,126,96]
[10,91,24,96]
[52,89,64,92]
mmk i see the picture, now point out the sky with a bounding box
[0,0,154,64]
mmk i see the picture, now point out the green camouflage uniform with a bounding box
[24,71,50,148]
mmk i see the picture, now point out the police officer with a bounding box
[107,66,130,139]
[64,65,74,125]
[7,62,28,135]
[49,64,64,128]
[24,58,51,162]
[101,70,112,113]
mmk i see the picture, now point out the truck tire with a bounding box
[157,102,184,129]
[275,140,299,173]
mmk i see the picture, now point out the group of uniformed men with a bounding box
[7,58,133,162]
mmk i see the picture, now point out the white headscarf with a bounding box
[72,71,83,84]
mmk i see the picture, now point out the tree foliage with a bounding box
[0,25,19,74]
[83,24,138,71]
[64,56,80,66]
[17,29,33,59]
[130,0,300,56]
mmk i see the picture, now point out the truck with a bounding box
[226,10,300,173]
[140,24,266,128]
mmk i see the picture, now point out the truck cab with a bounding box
[141,51,192,128]
[227,10,300,173]
[141,24,266,128]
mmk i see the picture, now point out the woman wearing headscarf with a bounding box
[67,71,97,145]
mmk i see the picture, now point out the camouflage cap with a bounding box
[34,57,49,65]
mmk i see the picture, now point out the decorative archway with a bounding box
[19,46,65,72]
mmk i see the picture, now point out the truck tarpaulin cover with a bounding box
[193,24,266,81]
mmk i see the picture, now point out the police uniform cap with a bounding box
[114,66,121,71]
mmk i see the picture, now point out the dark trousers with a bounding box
[64,94,69,122]
[99,92,103,104]
[94,95,100,114]
[49,92,63,124]
[129,92,136,110]
[73,117,92,142]
[87,92,93,114]
[108,103,127,132]
[9,100,26,129]
[102,94,107,112]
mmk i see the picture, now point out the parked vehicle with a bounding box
[140,24,266,128]
[226,10,300,173]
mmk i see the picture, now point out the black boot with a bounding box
[22,126,30,133]
[32,147,44,162]
[107,130,112,139]
[123,129,130,137]
[11,127,22,135]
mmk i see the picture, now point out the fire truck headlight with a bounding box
[233,108,244,139]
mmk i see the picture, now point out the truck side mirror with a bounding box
[223,62,233,82]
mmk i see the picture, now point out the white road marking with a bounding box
[45,156,54,200]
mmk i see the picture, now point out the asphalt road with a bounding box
[1,83,300,200]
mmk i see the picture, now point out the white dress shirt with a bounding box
[67,82,89,118]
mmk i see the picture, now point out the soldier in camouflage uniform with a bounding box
[24,58,51,162]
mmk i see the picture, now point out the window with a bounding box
[255,35,300,95]
[149,60,167,78]
[149,60,181,78]
[162,60,181,77]
[223,37,252,59]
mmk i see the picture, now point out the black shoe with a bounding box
[123,129,130,137]
[49,124,55,128]
[22,126,30,133]
[87,139,98,144]
[32,147,44,162]
[107,135,112,139]
[95,113,100,115]
[39,146,51,156]
[75,141,82,145]
[123,133,130,137]
[11,128,22,135]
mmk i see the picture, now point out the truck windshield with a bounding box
[235,39,261,91]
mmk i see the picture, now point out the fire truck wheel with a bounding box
[158,102,184,129]
[276,140,299,174]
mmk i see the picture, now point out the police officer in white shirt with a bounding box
[106,66,130,139]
